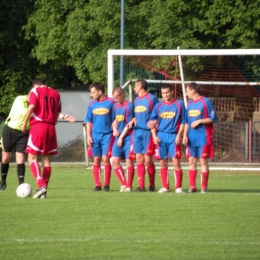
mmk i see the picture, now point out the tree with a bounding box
[1,0,260,112]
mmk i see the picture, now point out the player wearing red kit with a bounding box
[150,85,186,193]
[183,82,218,193]
[22,78,74,199]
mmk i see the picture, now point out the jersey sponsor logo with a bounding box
[135,106,147,113]
[188,110,201,117]
[93,108,109,115]
[116,115,125,121]
[160,112,175,119]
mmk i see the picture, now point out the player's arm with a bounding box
[191,118,213,129]
[176,124,185,145]
[112,119,120,137]
[127,117,136,128]
[117,125,130,147]
[21,104,35,133]
[147,104,158,129]
[151,127,160,145]
[59,113,76,122]
[147,119,158,129]
[182,123,189,145]
[86,122,93,147]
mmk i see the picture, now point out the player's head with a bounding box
[161,84,174,102]
[32,78,46,86]
[112,87,125,104]
[89,82,105,101]
[134,79,148,96]
[185,82,200,99]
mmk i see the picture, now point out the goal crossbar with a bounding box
[107,48,260,97]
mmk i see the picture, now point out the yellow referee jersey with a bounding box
[6,95,30,131]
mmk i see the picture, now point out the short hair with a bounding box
[32,78,46,86]
[89,82,105,93]
[112,86,124,95]
[186,82,200,94]
[161,84,173,92]
[135,79,148,90]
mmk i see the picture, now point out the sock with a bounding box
[189,170,197,190]
[29,160,45,189]
[126,166,134,189]
[114,166,126,185]
[17,163,25,185]
[93,165,101,187]
[1,162,9,183]
[160,167,169,189]
[174,170,183,190]
[104,164,111,186]
[147,163,155,187]
[42,166,51,188]
[201,172,209,190]
[137,164,145,189]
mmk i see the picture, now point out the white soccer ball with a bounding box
[16,183,33,198]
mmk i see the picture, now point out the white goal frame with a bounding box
[107,48,260,98]
[107,48,260,169]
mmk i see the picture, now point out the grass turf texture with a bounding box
[0,165,259,260]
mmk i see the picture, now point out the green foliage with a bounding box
[1,0,260,109]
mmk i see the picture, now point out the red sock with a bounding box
[126,166,134,189]
[104,164,111,186]
[174,170,183,189]
[189,170,197,190]
[93,165,101,187]
[30,160,45,189]
[147,163,155,187]
[114,166,126,185]
[160,167,169,189]
[42,166,51,188]
[137,164,145,188]
[201,172,209,189]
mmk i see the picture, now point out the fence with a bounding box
[3,121,260,164]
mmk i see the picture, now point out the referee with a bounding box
[0,95,30,190]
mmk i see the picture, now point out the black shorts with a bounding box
[2,125,28,153]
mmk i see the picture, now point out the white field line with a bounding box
[5,238,260,245]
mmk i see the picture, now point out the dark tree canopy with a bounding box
[1,0,260,113]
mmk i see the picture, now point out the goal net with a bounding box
[107,49,260,163]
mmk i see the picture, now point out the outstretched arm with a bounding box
[59,113,76,122]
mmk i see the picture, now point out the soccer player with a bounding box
[0,96,30,190]
[111,87,135,192]
[149,84,186,193]
[128,79,159,192]
[183,82,218,193]
[84,82,114,191]
[21,78,75,199]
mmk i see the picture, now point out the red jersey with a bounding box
[29,85,61,125]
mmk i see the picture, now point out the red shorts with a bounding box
[26,122,58,155]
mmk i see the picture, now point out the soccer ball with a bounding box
[16,183,33,198]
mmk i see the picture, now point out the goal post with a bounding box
[107,48,260,164]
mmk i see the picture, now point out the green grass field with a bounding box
[0,164,259,260]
